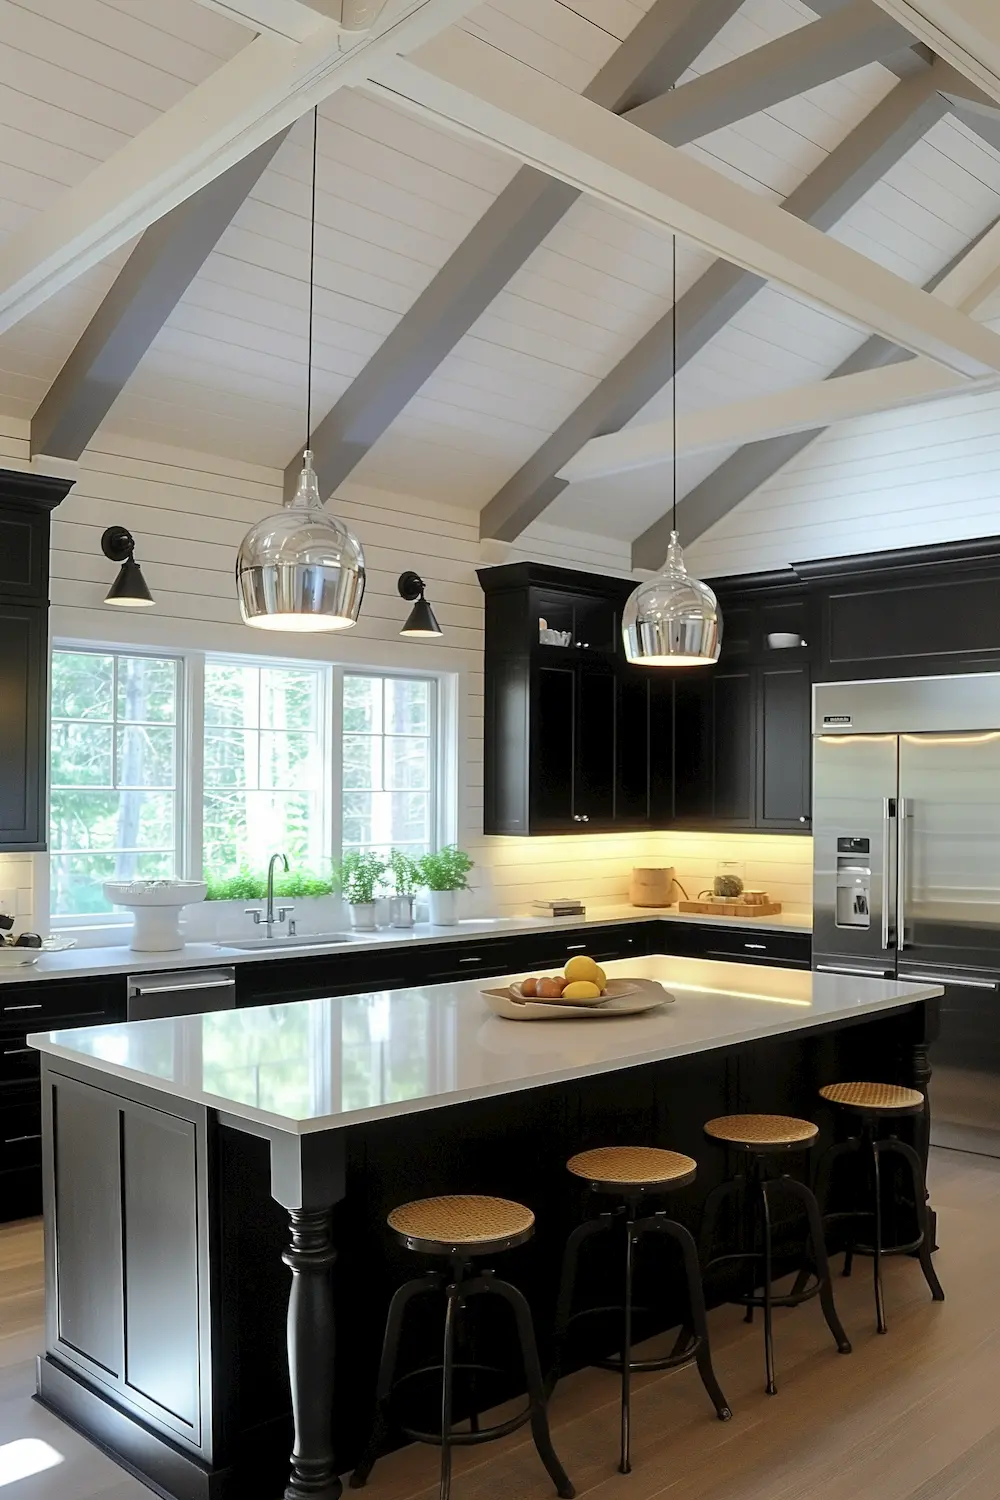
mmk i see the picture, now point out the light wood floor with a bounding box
[3,1149,1000,1500]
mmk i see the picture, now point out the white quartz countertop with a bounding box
[0,904,811,985]
[29,955,935,1137]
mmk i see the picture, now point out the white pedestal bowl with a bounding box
[103,880,208,953]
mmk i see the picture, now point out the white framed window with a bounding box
[202,659,327,878]
[49,649,182,918]
[342,673,438,859]
[48,646,448,927]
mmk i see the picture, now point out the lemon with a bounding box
[594,965,607,989]
[563,980,602,1001]
[564,955,601,986]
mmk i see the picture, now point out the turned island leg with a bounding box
[271,1133,347,1500]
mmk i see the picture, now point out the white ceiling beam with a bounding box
[190,0,348,42]
[371,35,1000,380]
[0,0,478,334]
[868,0,1000,105]
[560,363,995,482]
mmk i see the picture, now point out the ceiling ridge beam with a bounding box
[475,62,952,543]
[629,0,916,144]
[289,0,746,500]
[30,130,291,464]
[631,212,1000,569]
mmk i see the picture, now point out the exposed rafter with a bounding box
[632,214,1000,569]
[287,0,746,500]
[30,132,290,464]
[0,0,481,334]
[471,63,955,543]
[867,0,1000,106]
[560,362,989,483]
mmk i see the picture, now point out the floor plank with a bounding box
[0,1150,997,1499]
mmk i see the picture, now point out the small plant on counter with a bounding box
[417,845,474,927]
[387,849,419,898]
[205,868,335,901]
[335,851,386,930]
[417,845,474,892]
[386,849,419,929]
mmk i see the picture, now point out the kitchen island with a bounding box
[29,955,941,1500]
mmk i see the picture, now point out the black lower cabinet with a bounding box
[0,975,125,1223]
[665,922,811,970]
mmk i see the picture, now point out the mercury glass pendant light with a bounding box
[237,110,365,633]
[622,234,721,667]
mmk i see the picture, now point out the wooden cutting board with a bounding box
[678,899,782,917]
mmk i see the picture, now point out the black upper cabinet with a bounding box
[0,470,73,852]
[479,563,662,835]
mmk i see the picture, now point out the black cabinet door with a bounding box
[0,602,46,849]
[673,668,754,826]
[533,664,576,829]
[758,662,812,829]
[575,665,615,825]
[615,673,651,825]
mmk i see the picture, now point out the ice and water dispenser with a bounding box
[835,835,872,928]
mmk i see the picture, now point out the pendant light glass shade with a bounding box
[237,450,365,632]
[623,530,721,666]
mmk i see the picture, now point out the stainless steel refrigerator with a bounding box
[813,675,1000,1158]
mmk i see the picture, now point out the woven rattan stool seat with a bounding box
[567,1145,697,1191]
[387,1194,535,1254]
[820,1081,924,1113]
[704,1113,819,1150]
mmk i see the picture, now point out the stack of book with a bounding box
[531,898,586,918]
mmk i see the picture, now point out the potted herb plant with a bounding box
[335,851,386,930]
[417,845,474,926]
[386,849,419,928]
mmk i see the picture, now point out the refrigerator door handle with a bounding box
[896,795,908,951]
[882,796,894,951]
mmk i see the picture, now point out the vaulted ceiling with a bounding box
[3,0,1000,565]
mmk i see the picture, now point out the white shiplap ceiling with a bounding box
[1,0,1000,550]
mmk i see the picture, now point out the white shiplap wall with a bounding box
[0,418,808,926]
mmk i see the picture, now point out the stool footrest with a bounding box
[705,1252,824,1310]
[401,1407,532,1449]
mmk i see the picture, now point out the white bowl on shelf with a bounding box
[103,880,208,953]
[766,631,804,649]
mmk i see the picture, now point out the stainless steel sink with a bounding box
[220,932,360,951]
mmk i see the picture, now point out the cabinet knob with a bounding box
[799,815,810,824]
[582,814,590,823]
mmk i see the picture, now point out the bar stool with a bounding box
[815,1082,945,1334]
[350,1194,574,1500]
[551,1146,732,1476]
[700,1114,851,1396]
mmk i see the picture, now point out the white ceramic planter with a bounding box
[348,902,378,931]
[389,895,415,928]
[427,889,458,925]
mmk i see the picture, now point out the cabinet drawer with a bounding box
[0,1096,41,1171]
[0,1035,39,1084]
[0,978,124,1030]
[701,929,812,969]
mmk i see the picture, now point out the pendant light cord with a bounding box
[306,106,318,454]
[671,229,677,536]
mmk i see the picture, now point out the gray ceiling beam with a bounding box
[30,131,289,462]
[479,66,949,543]
[289,0,749,501]
[628,0,915,144]
[631,215,1000,569]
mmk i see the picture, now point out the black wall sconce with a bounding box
[397,571,442,638]
[102,526,154,607]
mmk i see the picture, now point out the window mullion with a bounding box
[329,665,343,868]
[185,652,205,882]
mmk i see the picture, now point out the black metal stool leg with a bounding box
[620,1208,636,1474]
[440,1282,458,1500]
[698,1177,741,1268]
[489,1277,575,1499]
[351,1274,443,1489]
[550,1214,610,1393]
[649,1217,732,1421]
[880,1136,945,1303]
[781,1177,852,1355]
[870,1129,887,1334]
[760,1178,776,1396]
[743,1171,757,1325]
